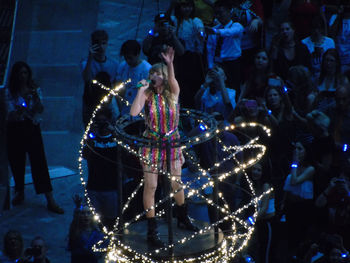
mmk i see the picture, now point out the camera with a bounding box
[25,247,41,257]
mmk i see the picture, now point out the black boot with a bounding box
[147,217,165,248]
[176,204,199,231]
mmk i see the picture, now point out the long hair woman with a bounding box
[6,61,63,214]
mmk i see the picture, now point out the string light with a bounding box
[78,79,273,262]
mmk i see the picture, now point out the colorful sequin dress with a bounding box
[141,92,184,171]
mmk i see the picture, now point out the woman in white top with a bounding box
[283,140,315,255]
[248,163,276,263]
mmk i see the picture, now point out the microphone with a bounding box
[136,79,151,88]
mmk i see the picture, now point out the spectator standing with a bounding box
[282,141,315,256]
[6,61,63,214]
[143,13,185,65]
[314,49,349,112]
[270,20,312,81]
[246,163,276,263]
[170,0,206,108]
[329,4,350,74]
[232,0,264,77]
[239,49,275,103]
[84,107,120,230]
[302,16,335,81]
[206,0,244,92]
[81,30,119,126]
[117,40,151,115]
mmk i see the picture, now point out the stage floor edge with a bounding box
[121,218,224,260]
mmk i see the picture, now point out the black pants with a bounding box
[6,120,52,194]
[218,58,241,96]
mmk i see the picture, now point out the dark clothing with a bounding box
[217,58,241,93]
[176,51,205,108]
[30,258,50,263]
[84,134,119,191]
[69,230,103,263]
[310,135,335,196]
[273,42,311,81]
[143,35,176,65]
[6,120,52,194]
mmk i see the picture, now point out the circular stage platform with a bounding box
[122,218,224,261]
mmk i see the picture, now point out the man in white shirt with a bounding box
[206,0,244,93]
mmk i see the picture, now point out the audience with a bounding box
[5,1,350,262]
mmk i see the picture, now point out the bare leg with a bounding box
[171,166,184,206]
[143,168,158,218]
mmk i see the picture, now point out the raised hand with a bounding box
[161,46,175,65]
[89,44,100,55]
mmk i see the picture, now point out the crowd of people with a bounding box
[2,0,350,262]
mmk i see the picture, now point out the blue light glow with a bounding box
[343,144,348,152]
[88,132,95,139]
[248,216,254,225]
[21,101,27,107]
[199,123,206,131]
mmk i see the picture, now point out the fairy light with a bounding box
[77,79,273,262]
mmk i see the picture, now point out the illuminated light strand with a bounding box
[78,81,272,263]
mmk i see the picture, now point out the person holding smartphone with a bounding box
[80,30,119,127]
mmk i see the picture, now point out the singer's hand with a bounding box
[137,79,149,91]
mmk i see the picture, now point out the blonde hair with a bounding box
[148,63,175,105]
